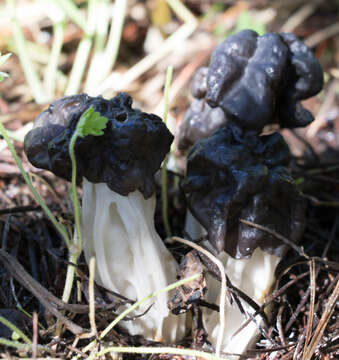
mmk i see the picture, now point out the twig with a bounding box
[305,22,339,48]
[0,205,42,215]
[32,312,38,359]
[88,346,231,360]
[0,249,84,335]
[302,280,339,359]
[280,1,319,32]
[78,273,200,358]
[302,259,316,359]
[161,66,174,238]
[240,219,309,259]
[88,257,97,337]
[171,236,226,358]
[306,80,338,138]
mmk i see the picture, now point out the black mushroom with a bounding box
[24,92,173,198]
[182,124,305,257]
[178,67,227,151]
[206,29,323,132]
[178,30,323,150]
[24,93,186,342]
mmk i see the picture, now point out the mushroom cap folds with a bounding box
[182,124,305,258]
[205,30,323,132]
[24,93,174,199]
[178,67,228,151]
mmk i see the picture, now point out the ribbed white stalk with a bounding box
[185,214,280,354]
[82,179,185,342]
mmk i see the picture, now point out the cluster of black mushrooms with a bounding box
[23,29,324,350]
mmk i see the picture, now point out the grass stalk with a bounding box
[89,346,227,360]
[77,274,200,359]
[6,0,47,104]
[44,19,66,98]
[0,122,70,247]
[0,338,51,354]
[84,0,127,93]
[65,0,97,95]
[0,315,31,345]
[161,66,173,238]
[103,0,127,75]
[50,0,87,31]
[60,132,83,306]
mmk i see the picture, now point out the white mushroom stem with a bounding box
[81,178,185,342]
[185,215,281,355]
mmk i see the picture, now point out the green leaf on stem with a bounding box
[76,107,108,137]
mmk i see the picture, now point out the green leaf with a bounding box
[76,107,108,137]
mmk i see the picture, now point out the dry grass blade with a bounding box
[302,259,316,359]
[88,256,97,337]
[302,279,339,359]
[240,219,309,259]
[0,249,84,335]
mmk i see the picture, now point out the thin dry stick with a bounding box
[171,236,226,357]
[32,312,38,358]
[88,257,97,337]
[305,22,339,48]
[280,2,318,32]
[306,80,338,138]
[302,259,316,360]
[303,279,339,359]
[0,249,83,335]
[240,219,309,259]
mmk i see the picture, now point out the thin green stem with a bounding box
[69,133,82,248]
[0,338,52,354]
[101,273,199,339]
[0,315,31,345]
[161,66,173,238]
[6,0,47,104]
[60,132,82,306]
[0,122,70,247]
[77,274,200,358]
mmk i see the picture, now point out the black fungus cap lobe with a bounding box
[24,93,174,199]
[182,124,305,258]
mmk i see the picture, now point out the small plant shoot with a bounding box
[76,107,109,137]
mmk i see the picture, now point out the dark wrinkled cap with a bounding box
[277,32,324,128]
[205,30,323,132]
[178,66,228,151]
[24,93,174,198]
[178,98,227,151]
[182,124,305,258]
